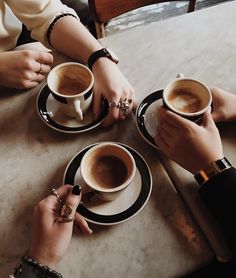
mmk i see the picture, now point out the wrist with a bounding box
[87,47,119,70]
[194,157,231,186]
[28,251,60,269]
[92,56,118,72]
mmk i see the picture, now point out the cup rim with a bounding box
[47,62,94,98]
[80,142,136,193]
[163,77,212,116]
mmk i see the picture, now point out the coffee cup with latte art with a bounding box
[80,142,136,201]
[47,62,94,121]
[163,74,212,121]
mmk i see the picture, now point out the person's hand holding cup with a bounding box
[155,75,223,174]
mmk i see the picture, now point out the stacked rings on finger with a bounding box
[119,98,132,116]
[108,98,132,116]
[108,101,119,108]
[58,202,74,223]
[49,188,75,223]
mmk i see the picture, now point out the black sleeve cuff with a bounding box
[199,167,236,253]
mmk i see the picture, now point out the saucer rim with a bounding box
[36,84,108,134]
[135,90,163,150]
[63,142,153,226]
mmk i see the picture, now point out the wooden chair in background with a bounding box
[88,0,197,38]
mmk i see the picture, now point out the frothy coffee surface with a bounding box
[57,76,87,96]
[91,155,128,189]
[167,89,202,113]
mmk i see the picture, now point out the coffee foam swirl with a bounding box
[167,89,202,113]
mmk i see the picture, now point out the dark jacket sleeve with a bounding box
[199,167,236,254]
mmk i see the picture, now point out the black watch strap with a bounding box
[194,157,232,186]
[87,48,118,69]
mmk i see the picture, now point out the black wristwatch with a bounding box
[87,48,119,70]
[194,157,232,186]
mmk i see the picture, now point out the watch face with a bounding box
[105,48,119,63]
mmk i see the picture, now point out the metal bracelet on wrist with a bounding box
[10,256,63,278]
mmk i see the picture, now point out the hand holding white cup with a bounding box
[162,74,212,122]
[47,62,94,121]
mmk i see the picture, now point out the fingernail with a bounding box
[72,185,81,195]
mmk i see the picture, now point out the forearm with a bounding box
[49,16,102,64]
[199,167,236,253]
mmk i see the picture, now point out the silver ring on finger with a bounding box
[108,101,120,109]
[118,98,132,116]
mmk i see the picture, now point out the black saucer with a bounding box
[37,84,108,133]
[136,90,163,149]
[63,142,152,225]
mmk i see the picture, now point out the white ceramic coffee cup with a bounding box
[163,74,212,121]
[80,142,136,201]
[47,62,94,121]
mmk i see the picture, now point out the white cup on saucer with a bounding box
[80,142,136,201]
[162,74,212,122]
[47,62,94,122]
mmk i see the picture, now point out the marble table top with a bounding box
[2,1,236,277]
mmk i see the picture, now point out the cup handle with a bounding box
[73,99,83,121]
[176,73,184,78]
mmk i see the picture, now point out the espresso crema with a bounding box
[90,155,128,189]
[167,89,203,113]
[57,76,87,96]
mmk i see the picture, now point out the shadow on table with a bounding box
[184,256,236,277]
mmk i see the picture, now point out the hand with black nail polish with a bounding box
[29,184,92,269]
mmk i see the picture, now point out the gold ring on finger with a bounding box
[50,188,62,204]
[118,98,132,116]
[60,202,73,217]
[57,216,74,223]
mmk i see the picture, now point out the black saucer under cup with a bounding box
[37,84,108,133]
[63,142,152,225]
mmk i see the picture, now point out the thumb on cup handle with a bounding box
[73,99,83,121]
